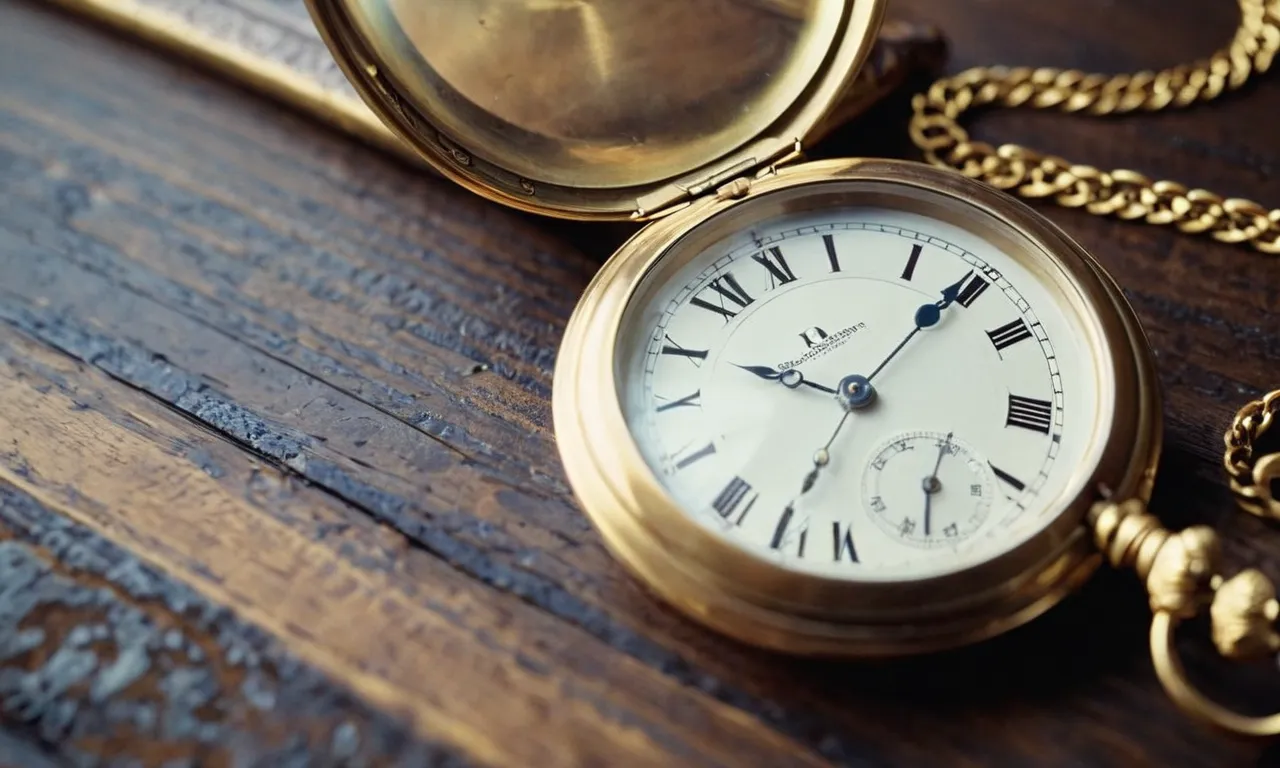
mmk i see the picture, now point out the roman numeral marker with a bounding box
[660,335,708,366]
[769,506,809,557]
[902,243,922,281]
[690,273,753,321]
[955,273,991,308]
[752,247,797,288]
[986,318,1035,352]
[656,390,701,413]
[832,522,859,562]
[711,476,757,525]
[989,463,1027,492]
[823,234,841,273]
[769,507,793,549]
[1005,394,1054,434]
[673,442,717,470]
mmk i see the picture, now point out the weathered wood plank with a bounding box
[0,459,455,764]
[0,327,849,767]
[2,0,1279,765]
[0,112,1252,768]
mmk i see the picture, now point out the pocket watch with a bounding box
[306,0,1280,736]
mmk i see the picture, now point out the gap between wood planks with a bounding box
[0,325,844,767]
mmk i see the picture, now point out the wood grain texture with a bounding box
[1,0,1279,765]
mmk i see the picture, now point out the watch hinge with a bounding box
[632,138,803,221]
[758,139,806,177]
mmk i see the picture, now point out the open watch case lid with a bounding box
[305,0,901,220]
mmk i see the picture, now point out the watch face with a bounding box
[614,199,1109,582]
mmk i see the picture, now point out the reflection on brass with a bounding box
[45,0,413,162]
[552,158,1162,656]
[312,0,891,217]
[49,0,947,184]
[346,0,845,188]
[52,0,943,186]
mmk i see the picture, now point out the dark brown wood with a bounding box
[1,0,1278,765]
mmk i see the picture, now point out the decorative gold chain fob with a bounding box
[301,0,1280,737]
[911,0,1280,254]
[909,0,1280,734]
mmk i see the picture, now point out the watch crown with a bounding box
[715,177,753,202]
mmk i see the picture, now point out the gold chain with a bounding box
[909,0,1280,735]
[1225,389,1280,519]
[909,0,1280,254]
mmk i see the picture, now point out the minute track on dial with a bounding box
[556,158,1145,662]
[630,207,1073,582]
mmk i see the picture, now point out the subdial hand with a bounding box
[866,269,975,383]
[734,364,838,394]
[921,431,954,536]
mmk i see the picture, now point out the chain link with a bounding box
[1224,389,1280,518]
[909,0,1280,253]
[907,4,1280,734]
[1225,389,1279,480]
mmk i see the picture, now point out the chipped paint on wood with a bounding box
[3,1,1280,765]
[0,326,836,767]
[0,277,864,766]
[0,481,460,767]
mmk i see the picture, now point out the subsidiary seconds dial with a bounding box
[618,205,1092,581]
[862,431,994,548]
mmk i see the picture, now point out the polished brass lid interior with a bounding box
[312,0,883,218]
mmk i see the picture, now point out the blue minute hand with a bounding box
[866,269,973,383]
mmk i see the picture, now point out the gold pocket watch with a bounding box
[305,0,1280,736]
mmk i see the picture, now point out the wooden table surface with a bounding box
[2,0,1279,765]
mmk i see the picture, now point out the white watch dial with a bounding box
[616,205,1105,582]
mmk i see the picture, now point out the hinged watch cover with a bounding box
[305,0,902,220]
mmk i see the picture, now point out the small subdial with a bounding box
[861,431,994,548]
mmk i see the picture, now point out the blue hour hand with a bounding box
[913,269,972,329]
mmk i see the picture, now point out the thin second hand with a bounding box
[800,410,852,493]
